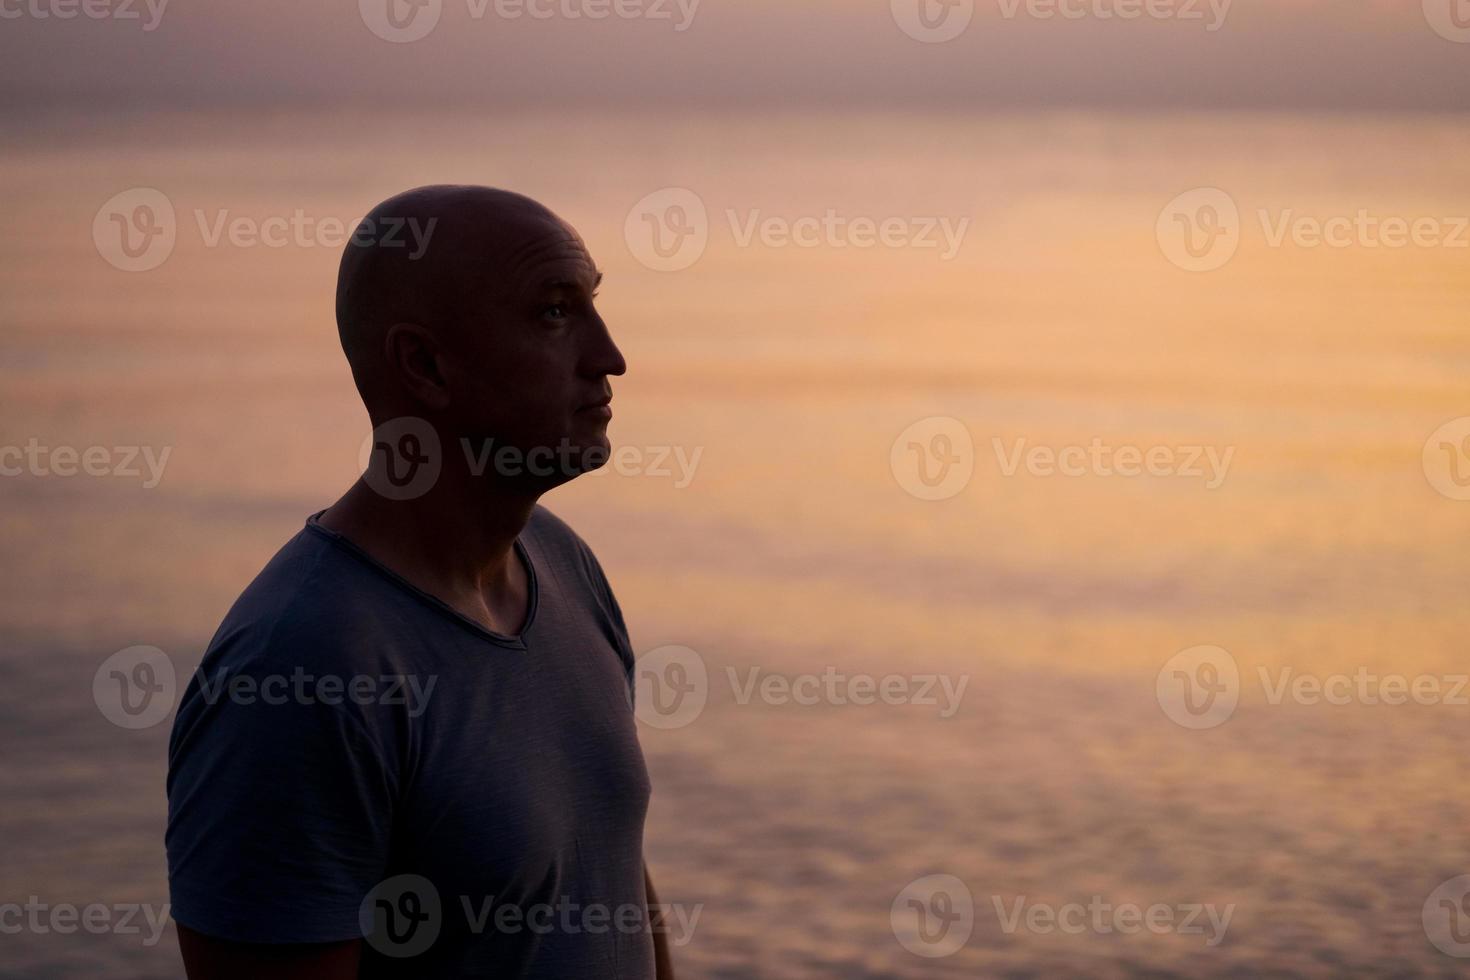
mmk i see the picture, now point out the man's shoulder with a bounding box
[525,504,633,658]
[524,503,605,576]
[525,502,588,553]
[202,519,393,673]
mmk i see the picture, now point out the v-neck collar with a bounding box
[305,510,539,650]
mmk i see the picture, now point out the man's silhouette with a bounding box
[166,185,673,978]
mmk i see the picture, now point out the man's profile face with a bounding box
[442,212,625,485]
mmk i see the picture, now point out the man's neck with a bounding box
[318,476,539,636]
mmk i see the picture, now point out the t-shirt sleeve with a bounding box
[576,539,638,708]
[165,646,398,944]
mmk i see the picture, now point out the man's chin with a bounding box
[538,432,612,482]
[572,435,613,474]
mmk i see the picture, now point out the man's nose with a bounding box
[582,312,627,378]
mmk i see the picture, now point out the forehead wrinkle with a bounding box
[505,231,593,292]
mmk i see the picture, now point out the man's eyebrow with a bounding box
[538,271,603,293]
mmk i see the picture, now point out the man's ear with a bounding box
[383,322,451,411]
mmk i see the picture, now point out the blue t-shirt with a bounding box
[166,507,654,978]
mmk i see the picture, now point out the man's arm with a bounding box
[645,865,676,980]
[178,924,361,979]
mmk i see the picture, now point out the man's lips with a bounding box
[578,396,613,417]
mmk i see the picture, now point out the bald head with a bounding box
[335,185,586,411]
[333,185,624,488]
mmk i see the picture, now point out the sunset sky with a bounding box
[4,0,1468,113]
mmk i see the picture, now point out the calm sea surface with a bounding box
[2,109,1468,977]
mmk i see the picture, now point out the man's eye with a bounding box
[542,304,568,321]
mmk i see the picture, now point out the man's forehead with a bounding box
[502,222,600,293]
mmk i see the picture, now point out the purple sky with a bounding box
[4,0,1468,112]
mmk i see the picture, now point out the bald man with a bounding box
[165,186,674,979]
